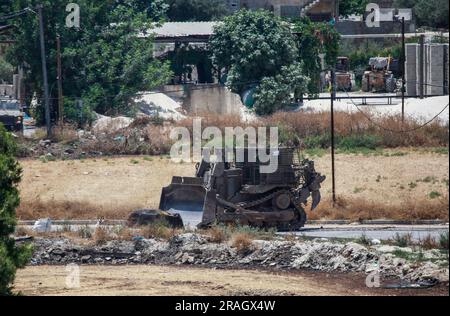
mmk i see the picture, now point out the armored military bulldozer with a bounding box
[159,148,325,231]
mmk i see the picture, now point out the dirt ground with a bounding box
[13,265,448,296]
[17,149,449,220]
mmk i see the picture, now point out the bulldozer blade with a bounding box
[159,177,207,213]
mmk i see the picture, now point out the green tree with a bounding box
[166,0,229,22]
[393,0,448,29]
[339,0,369,17]
[0,57,14,83]
[3,0,172,125]
[210,10,309,115]
[293,18,340,95]
[0,124,32,295]
[253,62,308,115]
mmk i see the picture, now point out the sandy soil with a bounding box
[17,149,448,219]
[13,265,448,296]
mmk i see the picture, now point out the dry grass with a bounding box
[204,225,228,243]
[17,199,141,220]
[176,111,448,148]
[17,149,448,221]
[419,235,439,250]
[308,195,449,221]
[231,233,254,252]
[93,226,111,245]
[50,124,79,144]
[140,222,179,240]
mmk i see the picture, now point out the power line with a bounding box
[342,87,449,133]
[0,8,33,21]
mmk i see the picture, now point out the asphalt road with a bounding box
[289,224,449,241]
[19,216,449,242]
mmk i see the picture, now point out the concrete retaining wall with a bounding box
[162,84,243,115]
[185,85,243,115]
[405,43,449,96]
[405,44,417,96]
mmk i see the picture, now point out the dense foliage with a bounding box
[166,0,229,22]
[1,0,172,125]
[0,57,14,83]
[293,18,340,95]
[339,0,369,17]
[0,124,32,295]
[209,10,304,115]
[394,0,449,29]
[210,11,339,115]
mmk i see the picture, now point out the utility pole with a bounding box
[37,4,51,137]
[56,35,64,126]
[401,16,405,123]
[330,69,336,205]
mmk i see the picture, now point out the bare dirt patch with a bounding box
[13,265,447,296]
[17,149,449,220]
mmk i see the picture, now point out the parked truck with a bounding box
[0,98,24,131]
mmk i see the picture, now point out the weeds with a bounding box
[93,226,111,245]
[51,124,79,144]
[206,225,228,243]
[429,191,442,199]
[391,233,413,247]
[353,187,365,194]
[408,182,417,189]
[231,233,254,252]
[308,195,449,221]
[418,235,438,250]
[140,221,178,240]
[357,233,371,246]
[78,225,93,239]
[439,231,449,249]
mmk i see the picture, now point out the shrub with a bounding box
[439,231,449,250]
[231,233,254,252]
[206,225,228,243]
[0,124,32,295]
[93,226,111,245]
[391,233,413,247]
[141,221,177,240]
[50,124,79,144]
[419,235,438,250]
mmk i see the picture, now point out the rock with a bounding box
[376,245,399,253]
[39,139,51,147]
[81,255,91,263]
[180,253,194,264]
[371,239,381,245]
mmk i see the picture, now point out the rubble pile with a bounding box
[19,115,173,159]
[30,233,449,285]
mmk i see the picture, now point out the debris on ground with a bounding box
[29,234,449,285]
[127,209,184,228]
[92,114,133,133]
[133,92,185,121]
[32,218,52,233]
